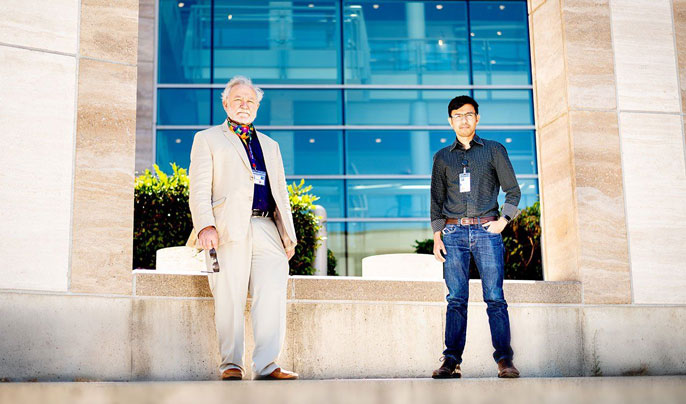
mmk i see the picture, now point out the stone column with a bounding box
[530,0,631,304]
[0,0,139,295]
[530,0,686,304]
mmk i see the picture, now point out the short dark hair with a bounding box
[448,95,479,116]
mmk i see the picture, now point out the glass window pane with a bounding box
[473,90,533,125]
[269,131,343,175]
[470,1,531,85]
[156,130,195,172]
[345,89,464,125]
[157,89,212,125]
[497,177,539,209]
[213,0,341,84]
[346,221,433,276]
[325,222,347,275]
[287,179,344,219]
[212,89,342,126]
[343,1,469,85]
[158,0,211,83]
[477,130,537,175]
[347,130,450,175]
[347,179,430,218]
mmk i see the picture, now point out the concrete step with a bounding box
[1,377,684,404]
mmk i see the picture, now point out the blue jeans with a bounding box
[441,223,514,364]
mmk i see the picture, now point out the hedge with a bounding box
[134,165,327,276]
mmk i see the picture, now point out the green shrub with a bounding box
[134,167,329,276]
[412,202,543,280]
[133,164,193,269]
[287,179,321,276]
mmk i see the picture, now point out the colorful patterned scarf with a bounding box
[227,117,255,144]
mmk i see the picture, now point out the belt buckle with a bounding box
[460,217,470,226]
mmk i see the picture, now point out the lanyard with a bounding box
[244,140,257,170]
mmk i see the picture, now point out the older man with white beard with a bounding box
[188,75,298,380]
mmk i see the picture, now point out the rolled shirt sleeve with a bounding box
[430,153,447,233]
[493,143,521,220]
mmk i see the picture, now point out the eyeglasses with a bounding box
[208,248,220,273]
[451,112,477,121]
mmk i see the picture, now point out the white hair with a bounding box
[221,75,264,104]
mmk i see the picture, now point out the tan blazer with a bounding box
[187,121,297,250]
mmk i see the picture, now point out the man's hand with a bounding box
[198,226,219,250]
[285,247,295,260]
[483,217,508,234]
[433,231,446,263]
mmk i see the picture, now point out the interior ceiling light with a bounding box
[373,4,379,9]
[436,4,443,10]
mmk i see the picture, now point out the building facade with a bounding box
[137,0,538,275]
[0,0,685,381]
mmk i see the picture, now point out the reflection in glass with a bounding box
[212,89,343,126]
[287,179,345,219]
[347,179,430,218]
[155,130,196,173]
[213,0,341,84]
[343,1,469,85]
[345,89,468,125]
[157,89,212,125]
[470,1,531,85]
[326,222,347,275]
[477,131,537,175]
[498,177,539,209]
[268,131,343,175]
[473,90,533,125]
[158,0,211,83]
[345,221,433,275]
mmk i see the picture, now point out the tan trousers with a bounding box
[205,217,289,376]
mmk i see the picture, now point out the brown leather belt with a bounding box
[446,216,498,225]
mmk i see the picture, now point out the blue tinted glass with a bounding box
[347,130,443,175]
[473,90,533,125]
[157,89,212,125]
[346,221,433,275]
[269,131,343,175]
[211,89,342,126]
[345,89,466,125]
[213,0,341,84]
[158,0,211,83]
[287,179,344,218]
[156,130,195,172]
[497,177,539,209]
[470,1,531,85]
[325,221,347,275]
[343,1,469,84]
[478,130,537,174]
[347,179,430,218]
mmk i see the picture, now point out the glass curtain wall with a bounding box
[155,0,536,275]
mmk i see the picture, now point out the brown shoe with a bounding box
[256,367,299,380]
[221,366,244,380]
[497,359,520,378]
[432,357,461,379]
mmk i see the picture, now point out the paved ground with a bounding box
[1,376,685,404]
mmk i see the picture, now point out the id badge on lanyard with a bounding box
[253,169,266,186]
[459,160,470,193]
[246,143,267,186]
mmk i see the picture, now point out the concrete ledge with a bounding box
[0,291,685,381]
[133,272,582,304]
[2,377,686,404]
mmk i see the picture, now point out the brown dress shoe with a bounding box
[432,357,461,379]
[256,367,299,380]
[497,359,520,378]
[221,367,244,380]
